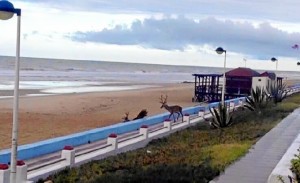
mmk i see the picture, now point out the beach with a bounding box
[0,83,195,149]
[0,56,299,150]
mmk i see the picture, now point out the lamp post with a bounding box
[0,1,21,182]
[216,47,227,105]
[243,58,247,67]
[271,57,278,71]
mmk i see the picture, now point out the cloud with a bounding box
[69,16,300,59]
[22,31,39,40]
[16,0,300,22]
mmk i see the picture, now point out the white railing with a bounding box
[0,101,245,183]
[5,86,300,183]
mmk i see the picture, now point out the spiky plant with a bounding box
[290,148,300,182]
[267,82,288,104]
[209,103,234,128]
[244,86,269,114]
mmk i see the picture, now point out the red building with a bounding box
[225,67,260,95]
[193,67,282,102]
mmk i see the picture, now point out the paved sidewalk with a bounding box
[211,108,300,183]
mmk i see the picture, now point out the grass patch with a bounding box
[41,94,300,183]
[203,143,252,170]
[275,102,299,113]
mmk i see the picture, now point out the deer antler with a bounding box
[122,112,130,122]
[159,95,164,104]
[159,95,168,104]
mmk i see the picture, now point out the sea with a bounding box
[0,56,299,98]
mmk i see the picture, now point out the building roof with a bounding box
[225,67,260,77]
[260,71,276,80]
[192,74,222,77]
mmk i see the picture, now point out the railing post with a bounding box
[230,101,235,110]
[239,99,244,107]
[0,164,9,183]
[198,109,205,118]
[139,125,149,139]
[183,114,190,124]
[61,146,75,166]
[16,160,27,183]
[107,133,118,150]
[164,119,172,131]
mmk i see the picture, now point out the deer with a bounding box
[122,109,148,122]
[122,112,130,122]
[159,95,183,122]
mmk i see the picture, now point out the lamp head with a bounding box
[0,1,15,20]
[271,57,277,62]
[297,62,300,66]
[216,47,226,54]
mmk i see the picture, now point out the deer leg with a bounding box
[176,112,180,120]
[171,113,176,122]
[169,113,172,119]
[180,111,184,122]
[175,112,182,121]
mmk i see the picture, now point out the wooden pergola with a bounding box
[192,74,222,102]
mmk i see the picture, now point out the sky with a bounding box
[1,0,300,71]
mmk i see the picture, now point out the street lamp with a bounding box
[215,47,227,105]
[243,58,247,67]
[0,1,21,182]
[271,57,278,71]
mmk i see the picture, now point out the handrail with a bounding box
[75,144,113,157]
[149,126,167,134]
[172,121,185,127]
[27,158,66,172]
[118,134,144,143]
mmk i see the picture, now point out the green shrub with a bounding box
[291,148,300,182]
[267,83,288,104]
[91,164,219,183]
[209,103,234,128]
[244,86,269,114]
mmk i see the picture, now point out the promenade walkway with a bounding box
[211,108,300,183]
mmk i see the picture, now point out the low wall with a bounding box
[1,103,222,163]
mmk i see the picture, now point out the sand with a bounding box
[0,83,196,149]
[0,79,297,150]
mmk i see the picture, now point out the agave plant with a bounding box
[267,82,288,104]
[209,103,234,128]
[244,86,269,114]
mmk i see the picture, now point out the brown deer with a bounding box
[159,95,183,122]
[122,112,130,122]
[122,110,148,122]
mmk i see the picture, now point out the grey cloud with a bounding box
[16,0,300,22]
[69,17,300,59]
[22,31,39,40]
[23,33,28,40]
